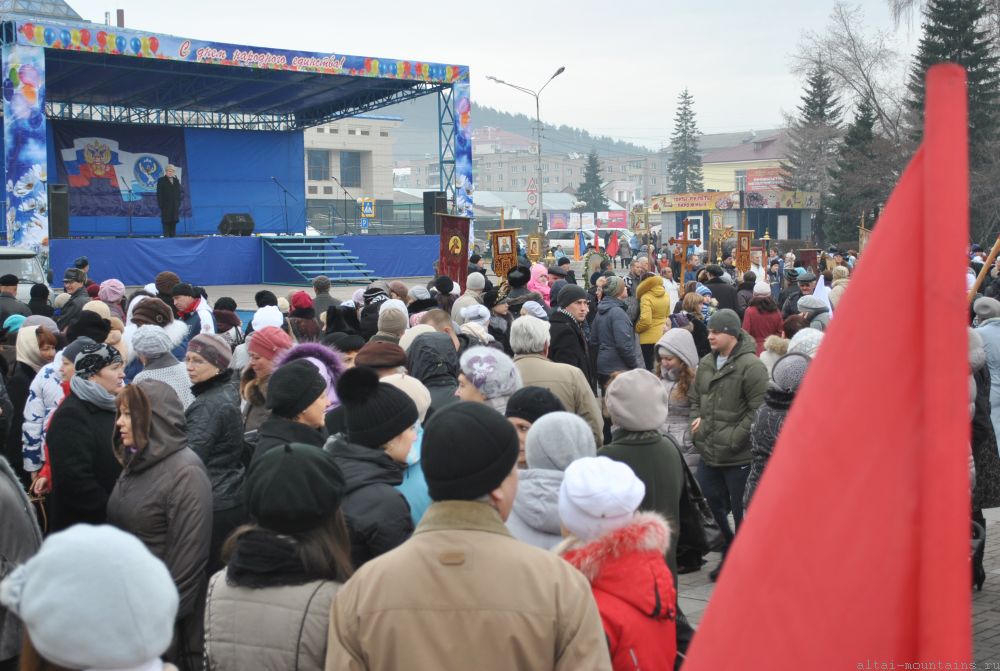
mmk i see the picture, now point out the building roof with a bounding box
[0,0,80,19]
[701,131,790,164]
[392,188,626,213]
[657,128,786,158]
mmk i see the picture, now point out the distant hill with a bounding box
[383,95,653,162]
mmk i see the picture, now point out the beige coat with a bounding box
[205,570,341,671]
[451,290,483,325]
[513,353,604,446]
[829,278,850,309]
[325,501,612,671]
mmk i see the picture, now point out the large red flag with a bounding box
[606,232,619,258]
[684,64,971,668]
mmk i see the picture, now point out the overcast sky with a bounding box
[65,0,921,148]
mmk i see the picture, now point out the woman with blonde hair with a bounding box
[681,291,711,359]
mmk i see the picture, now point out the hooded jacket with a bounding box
[655,329,699,468]
[689,330,769,467]
[557,513,677,671]
[107,380,213,619]
[254,416,327,464]
[186,370,246,511]
[505,469,564,550]
[407,332,460,413]
[635,276,670,345]
[590,297,641,376]
[21,358,63,473]
[325,437,413,568]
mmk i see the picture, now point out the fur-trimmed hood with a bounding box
[274,342,347,408]
[122,319,189,365]
[558,512,675,622]
[762,334,789,356]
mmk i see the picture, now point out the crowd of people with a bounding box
[0,241,994,671]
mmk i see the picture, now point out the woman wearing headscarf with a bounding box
[406,332,460,414]
[455,346,523,415]
[204,443,353,671]
[3,325,56,487]
[527,263,552,306]
[132,324,196,408]
[107,379,213,670]
[98,278,127,321]
[45,342,125,531]
[241,326,293,438]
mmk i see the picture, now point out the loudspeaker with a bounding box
[423,191,447,235]
[49,184,69,239]
[218,213,255,236]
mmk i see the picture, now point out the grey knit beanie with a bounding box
[771,351,812,392]
[974,296,1000,321]
[707,309,741,337]
[131,325,173,358]
[604,275,624,298]
[524,412,596,471]
[605,369,669,432]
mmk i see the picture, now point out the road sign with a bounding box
[361,198,376,218]
[360,218,369,234]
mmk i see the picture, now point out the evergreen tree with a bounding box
[667,89,704,193]
[781,61,843,243]
[576,151,609,212]
[826,98,897,243]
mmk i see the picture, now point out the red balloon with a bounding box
[79,28,90,46]
[96,31,107,47]
[148,36,158,53]
[20,23,33,40]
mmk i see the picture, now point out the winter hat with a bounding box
[131,324,174,358]
[470,253,482,265]
[379,298,407,316]
[23,315,58,335]
[505,386,565,424]
[382,372,433,423]
[604,275,624,298]
[3,314,25,333]
[521,301,548,320]
[63,267,86,283]
[695,283,713,298]
[388,280,410,298]
[557,284,589,309]
[324,332,365,353]
[336,366,418,448]
[461,304,490,327]
[53,293,70,310]
[656,327,698,370]
[466,272,486,291]
[771,351,812,393]
[559,456,645,542]
[82,299,112,321]
[252,304,284,332]
[377,308,409,336]
[525,412,596,471]
[170,282,198,299]
[399,324,436,352]
[244,443,347,535]
[707,308,741,337]
[267,359,327,419]
[29,283,49,300]
[422,401,519,501]
[66,311,111,344]
[483,289,508,311]
[154,271,180,295]
[796,271,816,284]
[433,275,455,296]
[753,283,772,298]
[290,291,315,319]
[605,369,669,432]
[277,297,290,314]
[248,326,293,361]
[213,309,241,333]
[188,333,232,371]
[796,295,827,313]
[87,283,101,297]
[459,346,523,412]
[788,327,824,357]
[409,285,431,301]
[354,341,407,369]
[98,279,125,303]
[507,266,530,288]
[74,342,123,379]
[0,525,178,670]
[351,288,365,305]
[706,264,725,277]
[131,297,173,326]
[61,336,95,364]
[974,296,1000,321]
[832,265,850,281]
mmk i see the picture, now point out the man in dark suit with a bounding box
[156,164,181,237]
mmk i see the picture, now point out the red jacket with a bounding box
[742,305,784,354]
[560,513,677,671]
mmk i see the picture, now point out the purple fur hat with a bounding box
[274,342,347,410]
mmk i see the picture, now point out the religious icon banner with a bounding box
[439,213,471,291]
[735,230,754,273]
[489,228,519,281]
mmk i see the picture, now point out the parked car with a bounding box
[0,247,47,302]
[545,229,596,249]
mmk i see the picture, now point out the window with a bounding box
[316,127,325,133]
[735,171,747,191]
[543,177,550,184]
[361,130,370,136]
[307,150,330,181]
[380,130,389,137]
[330,128,339,134]
[348,129,357,136]
[323,186,333,194]
[339,151,362,188]
[307,185,318,194]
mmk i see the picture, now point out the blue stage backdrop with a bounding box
[46,120,304,236]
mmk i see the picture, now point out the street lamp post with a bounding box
[486,66,565,234]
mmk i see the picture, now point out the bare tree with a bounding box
[889,0,1000,51]
[793,3,907,143]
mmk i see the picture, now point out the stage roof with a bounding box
[0,12,469,130]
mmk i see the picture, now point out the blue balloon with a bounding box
[130,37,141,54]
[43,28,55,45]
[59,30,70,46]
[2,79,13,102]
[115,35,126,52]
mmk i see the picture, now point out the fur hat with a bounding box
[558,456,645,542]
[130,298,173,327]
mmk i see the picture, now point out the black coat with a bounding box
[743,389,794,510]
[326,438,413,568]
[705,278,738,312]
[46,392,121,532]
[156,175,182,224]
[254,416,327,464]
[186,372,246,511]
[27,300,53,317]
[3,362,36,487]
[549,309,597,392]
[972,366,1000,510]
[0,295,30,325]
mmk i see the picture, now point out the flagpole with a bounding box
[968,234,1000,302]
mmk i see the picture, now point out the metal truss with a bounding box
[45,101,297,130]
[437,86,457,212]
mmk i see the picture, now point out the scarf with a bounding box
[176,296,201,320]
[70,374,118,411]
[226,528,313,589]
[15,325,46,372]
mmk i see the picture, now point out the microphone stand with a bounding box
[118,175,135,237]
[330,174,357,235]
[271,176,297,235]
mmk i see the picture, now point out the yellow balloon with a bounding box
[140,36,149,54]
[70,29,80,46]
[32,25,44,44]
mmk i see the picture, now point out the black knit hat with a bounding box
[336,366,418,448]
[433,275,454,296]
[245,443,346,534]
[267,359,327,419]
[557,284,589,309]
[482,289,507,311]
[422,401,519,501]
[29,283,49,299]
[505,386,566,423]
[324,331,365,353]
[507,266,530,288]
[66,311,111,344]
[171,283,198,298]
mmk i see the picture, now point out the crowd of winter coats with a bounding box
[0,244,990,671]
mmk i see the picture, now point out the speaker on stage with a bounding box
[423,191,447,235]
[49,184,69,239]
[218,213,255,236]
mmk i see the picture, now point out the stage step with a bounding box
[261,236,379,285]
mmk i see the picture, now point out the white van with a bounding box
[545,229,596,249]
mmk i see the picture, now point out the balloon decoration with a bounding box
[80,28,91,47]
[148,36,159,53]
[130,37,141,54]
[59,30,71,47]
[96,31,107,49]
[115,35,126,53]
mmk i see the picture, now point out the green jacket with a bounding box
[598,430,684,583]
[689,331,769,467]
